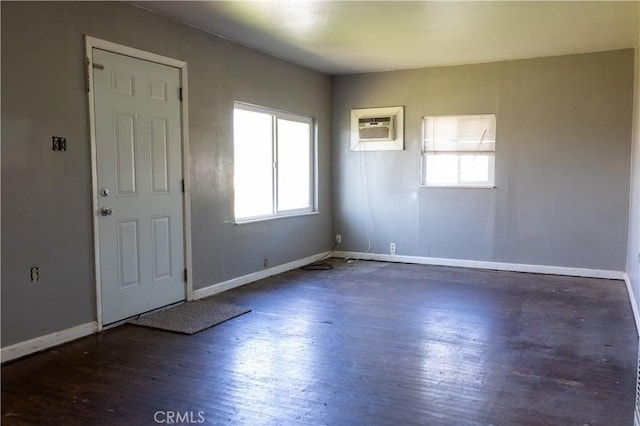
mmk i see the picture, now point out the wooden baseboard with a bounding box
[193,251,330,300]
[1,322,98,363]
[333,251,625,280]
[624,273,640,337]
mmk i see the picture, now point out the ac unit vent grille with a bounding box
[360,126,390,140]
[358,116,394,142]
[360,117,391,124]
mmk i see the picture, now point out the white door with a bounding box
[93,48,185,325]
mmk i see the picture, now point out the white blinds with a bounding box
[423,114,496,152]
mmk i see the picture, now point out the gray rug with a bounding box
[129,299,251,335]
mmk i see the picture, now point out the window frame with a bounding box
[421,114,496,189]
[233,102,317,224]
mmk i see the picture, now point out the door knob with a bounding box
[101,207,113,216]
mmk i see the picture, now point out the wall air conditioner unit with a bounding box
[358,116,395,142]
[350,106,404,151]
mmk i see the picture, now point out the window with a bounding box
[421,114,496,188]
[233,103,315,222]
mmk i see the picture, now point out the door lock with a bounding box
[100,207,113,216]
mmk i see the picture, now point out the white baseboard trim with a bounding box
[1,321,98,363]
[624,272,640,337]
[193,251,330,300]
[333,251,626,280]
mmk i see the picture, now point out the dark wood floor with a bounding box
[2,259,638,425]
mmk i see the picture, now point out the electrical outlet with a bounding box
[263,258,269,268]
[390,242,396,255]
[30,266,40,283]
[336,234,342,244]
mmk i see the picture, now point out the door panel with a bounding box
[93,48,184,325]
[150,118,169,194]
[114,113,137,196]
[117,220,141,289]
[152,216,172,281]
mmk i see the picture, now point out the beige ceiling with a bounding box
[134,1,640,75]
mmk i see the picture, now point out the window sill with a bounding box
[234,211,319,225]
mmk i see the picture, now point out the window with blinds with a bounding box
[421,114,496,188]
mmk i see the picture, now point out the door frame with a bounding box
[85,36,193,330]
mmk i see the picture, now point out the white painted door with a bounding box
[93,48,185,325]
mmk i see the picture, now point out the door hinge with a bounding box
[179,87,183,102]
[85,60,104,92]
[184,268,188,282]
[181,179,185,192]
[85,57,91,92]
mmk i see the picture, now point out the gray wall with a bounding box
[333,50,633,271]
[1,2,332,346]
[627,37,640,313]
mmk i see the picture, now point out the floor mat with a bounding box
[129,298,251,335]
